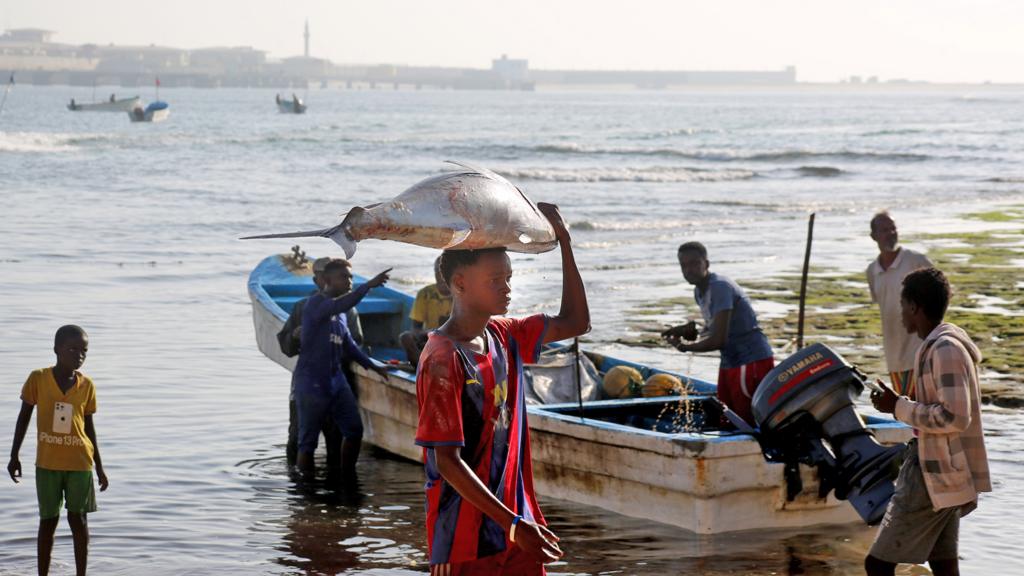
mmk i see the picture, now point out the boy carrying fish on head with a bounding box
[8,325,108,576]
[414,203,589,576]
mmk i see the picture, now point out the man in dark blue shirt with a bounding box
[278,257,364,467]
[662,241,774,426]
[294,259,391,476]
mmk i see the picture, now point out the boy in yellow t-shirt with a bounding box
[8,325,109,576]
[400,256,453,367]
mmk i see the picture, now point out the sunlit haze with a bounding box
[4,0,1023,83]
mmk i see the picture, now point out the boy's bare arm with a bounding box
[84,415,109,491]
[669,309,732,353]
[433,446,562,563]
[7,401,33,483]
[537,203,590,343]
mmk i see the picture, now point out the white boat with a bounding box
[248,253,912,534]
[67,96,141,112]
[128,101,170,123]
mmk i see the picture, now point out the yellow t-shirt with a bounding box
[410,284,452,330]
[20,368,97,471]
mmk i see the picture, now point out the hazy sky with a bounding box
[4,1,1022,83]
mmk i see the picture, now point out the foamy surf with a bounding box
[497,166,756,183]
[0,131,79,153]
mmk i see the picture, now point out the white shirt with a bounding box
[866,247,933,373]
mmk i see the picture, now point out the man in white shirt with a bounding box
[866,211,932,396]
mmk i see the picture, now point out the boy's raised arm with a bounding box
[537,203,590,344]
[7,401,33,483]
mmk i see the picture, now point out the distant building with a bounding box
[190,46,266,76]
[0,27,801,90]
[94,45,189,74]
[279,56,331,78]
[492,54,529,84]
[0,28,95,72]
[1,28,54,43]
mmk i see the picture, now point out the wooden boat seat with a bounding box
[272,294,402,316]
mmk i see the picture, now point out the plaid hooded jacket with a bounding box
[894,322,992,511]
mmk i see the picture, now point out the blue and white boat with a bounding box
[128,101,170,123]
[248,252,911,534]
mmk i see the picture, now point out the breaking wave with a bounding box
[497,166,756,183]
[528,143,930,163]
[0,132,88,153]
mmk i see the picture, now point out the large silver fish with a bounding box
[243,161,557,258]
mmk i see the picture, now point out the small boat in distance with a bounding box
[67,95,141,112]
[276,93,307,114]
[128,101,170,123]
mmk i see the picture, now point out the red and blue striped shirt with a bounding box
[414,315,548,566]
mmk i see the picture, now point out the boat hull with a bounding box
[128,107,170,123]
[68,97,141,112]
[248,254,912,534]
[277,101,307,114]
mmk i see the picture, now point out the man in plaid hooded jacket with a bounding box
[867,267,991,576]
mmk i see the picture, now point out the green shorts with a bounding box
[36,467,97,519]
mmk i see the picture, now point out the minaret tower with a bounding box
[304,20,310,58]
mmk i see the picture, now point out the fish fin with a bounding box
[441,228,473,250]
[444,160,510,184]
[240,227,336,240]
[514,185,545,218]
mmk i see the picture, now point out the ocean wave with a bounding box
[497,166,756,183]
[860,128,929,137]
[529,142,930,163]
[983,177,1024,183]
[0,132,86,153]
[795,165,845,177]
[619,127,719,140]
[569,217,745,232]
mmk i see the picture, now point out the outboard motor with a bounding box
[752,343,904,525]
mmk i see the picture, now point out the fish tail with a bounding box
[328,227,358,259]
[328,207,367,259]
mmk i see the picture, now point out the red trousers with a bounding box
[718,356,775,426]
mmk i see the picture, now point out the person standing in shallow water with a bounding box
[293,260,391,477]
[866,268,991,576]
[662,241,775,426]
[867,211,932,397]
[278,256,364,468]
[8,325,109,576]
[414,203,588,575]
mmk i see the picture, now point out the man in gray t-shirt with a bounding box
[866,211,932,396]
[662,242,774,426]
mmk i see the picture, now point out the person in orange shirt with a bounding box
[8,325,109,576]
[400,256,453,367]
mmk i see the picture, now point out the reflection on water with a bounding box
[232,444,958,576]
